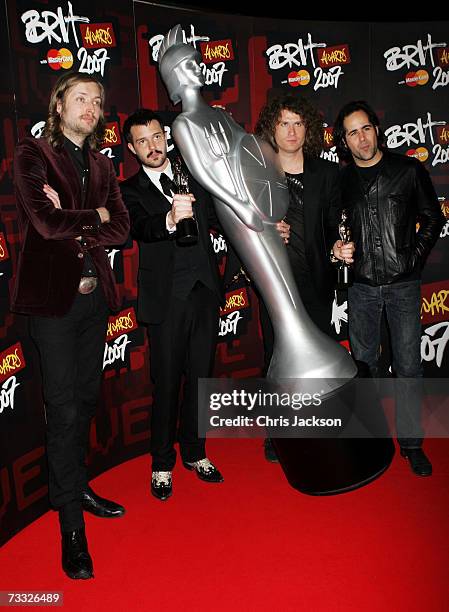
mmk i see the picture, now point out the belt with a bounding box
[78,276,98,295]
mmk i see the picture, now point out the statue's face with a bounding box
[175,57,204,88]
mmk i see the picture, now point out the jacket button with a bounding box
[78,252,84,259]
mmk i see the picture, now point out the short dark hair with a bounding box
[255,94,324,158]
[122,108,165,144]
[333,100,385,162]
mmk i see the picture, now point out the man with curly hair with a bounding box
[12,72,129,579]
[255,94,353,461]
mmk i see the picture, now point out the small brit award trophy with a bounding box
[173,157,198,245]
[337,209,353,287]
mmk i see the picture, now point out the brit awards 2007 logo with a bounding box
[20,0,117,77]
[265,33,351,91]
[421,281,449,370]
[103,308,138,371]
[0,343,26,415]
[219,287,250,340]
[384,112,448,167]
[383,33,448,90]
[147,24,236,90]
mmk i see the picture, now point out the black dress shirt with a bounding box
[63,136,100,277]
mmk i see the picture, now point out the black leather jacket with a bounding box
[340,151,445,286]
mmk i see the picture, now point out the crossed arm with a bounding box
[14,138,129,246]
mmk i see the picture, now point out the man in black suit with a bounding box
[255,94,354,461]
[120,109,224,500]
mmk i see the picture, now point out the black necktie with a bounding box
[159,173,176,198]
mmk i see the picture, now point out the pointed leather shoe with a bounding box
[400,448,433,477]
[81,487,125,518]
[151,471,172,501]
[62,527,93,580]
[183,458,224,483]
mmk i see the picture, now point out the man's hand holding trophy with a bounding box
[331,209,355,288]
[169,157,199,246]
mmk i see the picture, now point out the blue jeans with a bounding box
[348,280,423,448]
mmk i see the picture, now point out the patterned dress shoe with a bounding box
[400,448,433,477]
[151,471,173,501]
[183,458,224,483]
[61,527,93,580]
[81,487,125,518]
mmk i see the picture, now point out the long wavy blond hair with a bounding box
[43,72,106,150]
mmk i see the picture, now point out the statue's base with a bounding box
[270,363,395,495]
[271,437,395,495]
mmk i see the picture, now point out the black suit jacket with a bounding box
[120,165,223,324]
[289,156,341,298]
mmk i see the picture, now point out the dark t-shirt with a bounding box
[285,172,310,284]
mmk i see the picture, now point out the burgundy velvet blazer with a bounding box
[12,137,130,316]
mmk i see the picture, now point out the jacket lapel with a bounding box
[136,168,172,214]
[54,146,84,209]
[84,149,101,211]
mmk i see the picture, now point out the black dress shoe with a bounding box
[263,438,279,463]
[400,448,433,477]
[183,458,224,483]
[81,487,125,518]
[61,527,93,580]
[151,471,172,501]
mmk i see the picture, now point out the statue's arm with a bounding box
[172,118,263,231]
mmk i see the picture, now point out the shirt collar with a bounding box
[63,135,89,166]
[142,159,173,192]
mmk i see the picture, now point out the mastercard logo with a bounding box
[406,147,429,162]
[47,48,74,71]
[287,70,310,87]
[405,69,429,87]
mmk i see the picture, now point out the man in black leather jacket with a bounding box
[334,100,445,477]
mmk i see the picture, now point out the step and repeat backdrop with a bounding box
[0,0,448,544]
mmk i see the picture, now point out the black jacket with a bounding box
[120,165,223,324]
[340,151,445,286]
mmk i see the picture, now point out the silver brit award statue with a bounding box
[157,25,357,393]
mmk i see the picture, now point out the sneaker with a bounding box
[183,458,224,483]
[151,471,173,500]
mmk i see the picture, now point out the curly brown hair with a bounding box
[43,72,106,150]
[255,94,324,157]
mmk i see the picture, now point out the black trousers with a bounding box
[30,285,109,533]
[148,283,219,471]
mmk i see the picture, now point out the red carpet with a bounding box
[1,438,448,611]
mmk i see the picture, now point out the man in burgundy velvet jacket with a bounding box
[12,72,129,580]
